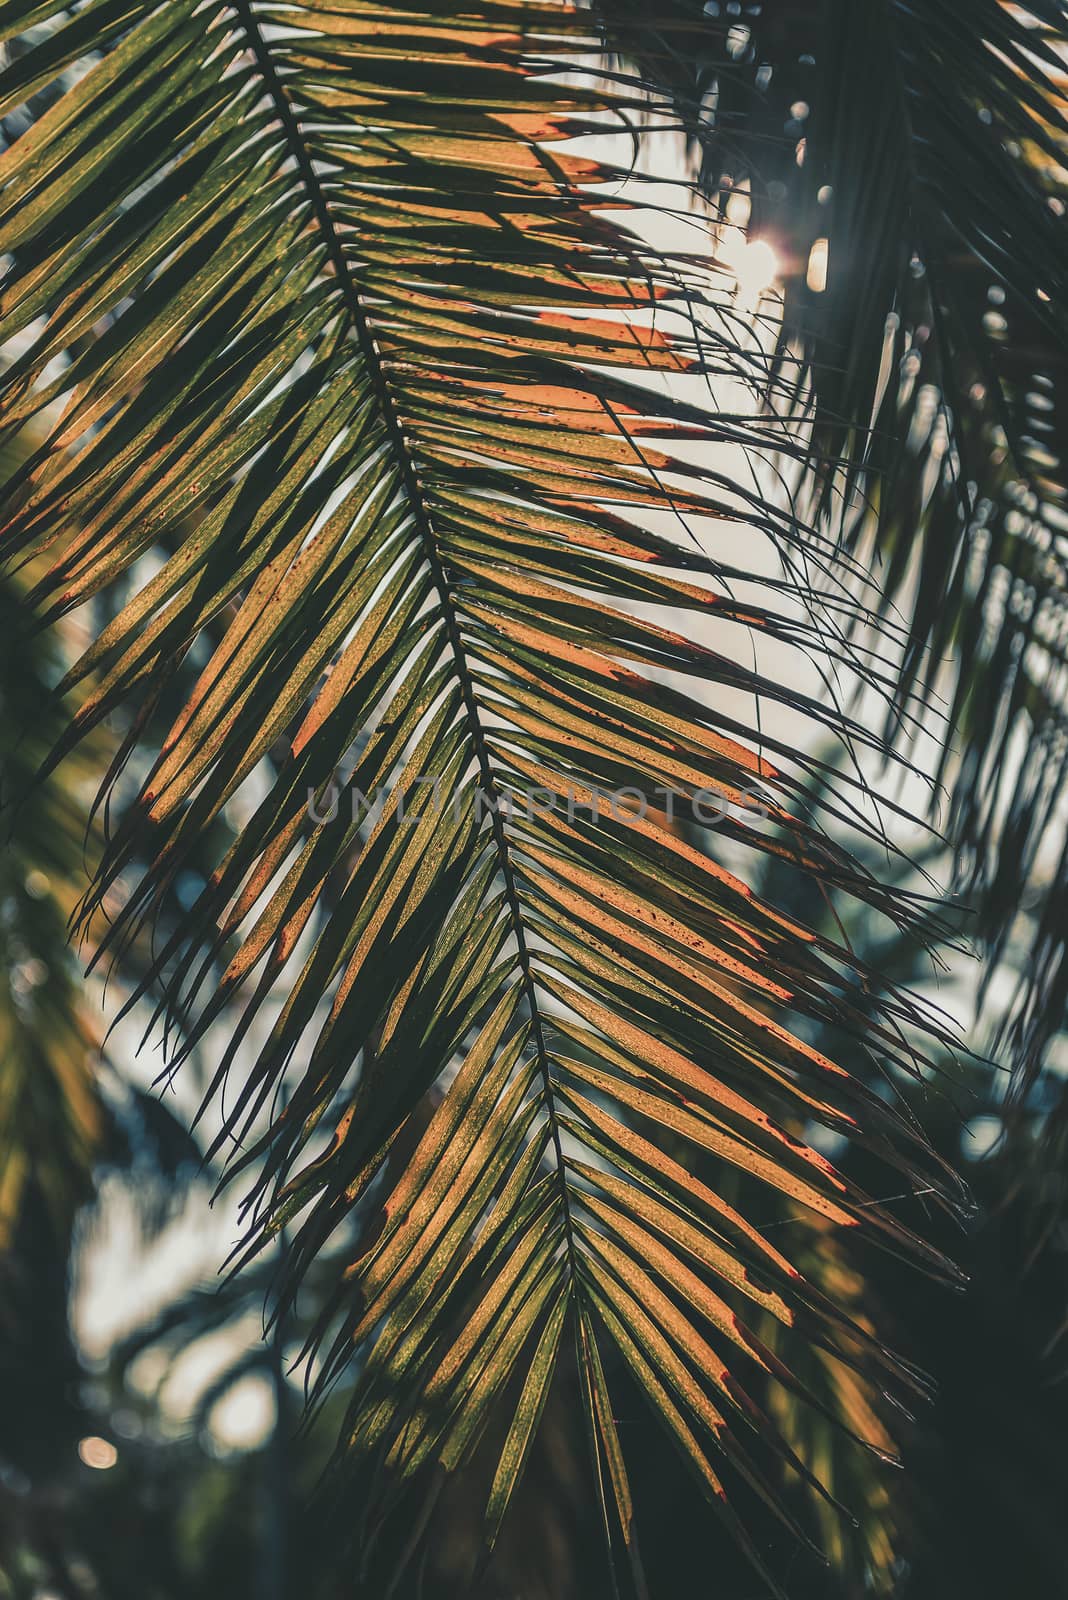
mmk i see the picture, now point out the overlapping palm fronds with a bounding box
[601,0,1068,1074]
[0,2,982,1591]
[796,0,1068,1080]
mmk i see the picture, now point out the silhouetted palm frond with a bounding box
[599,0,1068,1075]
[0,2,1013,1592]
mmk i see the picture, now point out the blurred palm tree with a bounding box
[0,519,208,1591]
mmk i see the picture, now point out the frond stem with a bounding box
[230,0,578,1266]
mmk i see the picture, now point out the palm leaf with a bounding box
[796,0,1068,1079]
[0,2,968,1590]
[602,0,1068,1074]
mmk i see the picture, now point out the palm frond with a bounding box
[0,2,969,1590]
[797,0,1068,1078]
[601,0,1068,1074]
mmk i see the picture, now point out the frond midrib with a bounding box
[229,0,579,1264]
